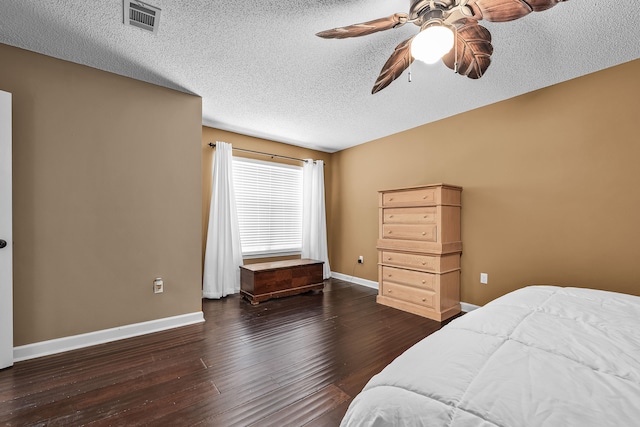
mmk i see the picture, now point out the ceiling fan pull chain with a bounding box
[454,26,458,74]
[408,63,412,83]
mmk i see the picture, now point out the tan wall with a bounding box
[5,41,635,347]
[330,59,640,306]
[201,127,332,265]
[0,44,203,346]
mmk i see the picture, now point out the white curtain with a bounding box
[203,141,243,299]
[302,159,331,279]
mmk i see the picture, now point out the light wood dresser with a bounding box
[376,184,462,321]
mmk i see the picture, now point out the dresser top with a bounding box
[378,183,462,193]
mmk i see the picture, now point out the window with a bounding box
[232,157,303,257]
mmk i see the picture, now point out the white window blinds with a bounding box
[232,157,303,257]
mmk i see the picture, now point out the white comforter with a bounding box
[341,286,640,426]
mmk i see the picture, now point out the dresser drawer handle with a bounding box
[421,262,426,265]
[423,195,428,199]
[389,197,393,201]
[387,257,392,261]
[422,232,426,236]
[389,215,393,218]
[422,280,426,284]
[423,215,427,218]
[388,274,392,277]
[388,231,392,234]
[422,298,426,302]
[388,289,392,293]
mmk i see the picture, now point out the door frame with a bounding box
[0,89,13,369]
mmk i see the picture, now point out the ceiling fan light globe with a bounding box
[411,25,454,64]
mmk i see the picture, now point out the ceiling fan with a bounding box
[316,0,568,94]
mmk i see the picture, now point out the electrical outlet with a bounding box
[153,278,164,294]
[357,255,364,264]
[480,273,488,285]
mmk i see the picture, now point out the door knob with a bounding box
[0,240,6,249]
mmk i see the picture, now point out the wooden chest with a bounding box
[240,259,324,305]
[377,184,462,322]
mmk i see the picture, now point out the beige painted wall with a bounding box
[201,127,333,266]
[7,37,633,346]
[0,44,203,346]
[330,59,640,306]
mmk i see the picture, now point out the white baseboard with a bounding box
[331,271,379,289]
[460,302,481,312]
[13,311,205,363]
[331,272,481,313]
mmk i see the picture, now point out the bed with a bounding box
[341,286,640,426]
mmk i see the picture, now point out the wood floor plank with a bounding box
[0,279,451,426]
[247,384,350,427]
[303,400,353,427]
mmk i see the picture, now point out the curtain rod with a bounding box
[208,142,320,164]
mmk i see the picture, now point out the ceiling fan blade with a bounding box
[525,0,568,12]
[467,0,532,22]
[316,13,409,39]
[371,36,415,94]
[442,20,493,79]
[468,0,568,21]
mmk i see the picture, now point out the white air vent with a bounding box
[123,1,161,34]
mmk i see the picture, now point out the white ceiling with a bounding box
[0,0,638,152]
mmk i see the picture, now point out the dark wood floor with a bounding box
[0,279,450,426]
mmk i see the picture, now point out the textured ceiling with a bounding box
[0,0,639,152]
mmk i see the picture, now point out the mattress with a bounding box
[341,286,640,426]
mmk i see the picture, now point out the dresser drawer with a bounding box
[382,188,437,207]
[380,251,455,273]
[381,266,435,290]
[382,224,437,242]
[383,207,436,224]
[382,251,438,271]
[381,282,435,308]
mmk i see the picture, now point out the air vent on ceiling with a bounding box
[123,1,161,34]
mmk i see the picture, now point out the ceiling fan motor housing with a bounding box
[410,0,458,21]
[410,0,476,27]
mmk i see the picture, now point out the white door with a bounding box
[0,90,13,369]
